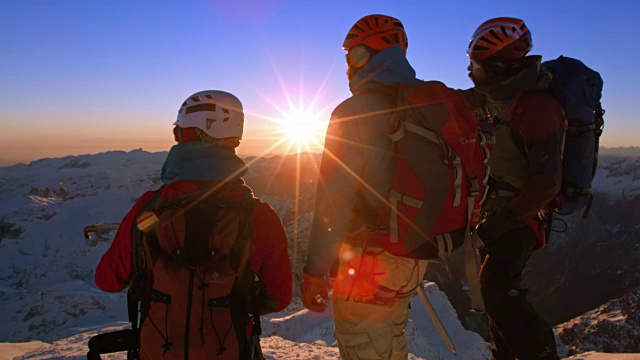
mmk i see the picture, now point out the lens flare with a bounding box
[279,106,326,147]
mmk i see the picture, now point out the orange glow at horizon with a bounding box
[2,116,636,167]
[0,109,331,166]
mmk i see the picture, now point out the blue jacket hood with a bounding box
[349,46,417,94]
[160,142,248,184]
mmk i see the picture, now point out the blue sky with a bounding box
[1,0,638,165]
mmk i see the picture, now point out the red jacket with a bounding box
[95,180,292,314]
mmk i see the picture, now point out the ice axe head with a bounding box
[83,223,121,240]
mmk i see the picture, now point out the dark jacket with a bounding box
[463,56,566,241]
[303,46,418,276]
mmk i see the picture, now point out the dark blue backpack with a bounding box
[541,56,605,218]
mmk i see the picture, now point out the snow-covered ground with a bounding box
[0,149,639,359]
[0,150,488,359]
[1,286,489,359]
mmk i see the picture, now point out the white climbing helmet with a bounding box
[174,90,244,139]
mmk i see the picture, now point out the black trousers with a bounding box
[479,225,559,360]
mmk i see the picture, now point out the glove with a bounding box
[300,271,331,313]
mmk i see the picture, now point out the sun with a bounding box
[278,105,327,148]
[248,67,333,154]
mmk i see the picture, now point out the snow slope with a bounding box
[1,149,639,359]
[1,286,488,359]
[0,150,487,359]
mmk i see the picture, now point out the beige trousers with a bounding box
[332,243,429,360]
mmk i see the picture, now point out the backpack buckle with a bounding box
[468,178,480,197]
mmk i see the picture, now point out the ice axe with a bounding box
[84,223,120,240]
[417,284,457,355]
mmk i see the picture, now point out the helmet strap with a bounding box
[173,125,185,143]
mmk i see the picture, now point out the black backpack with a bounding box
[541,56,605,218]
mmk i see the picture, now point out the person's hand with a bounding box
[300,271,331,313]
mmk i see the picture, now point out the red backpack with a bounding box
[382,81,492,261]
[136,185,262,360]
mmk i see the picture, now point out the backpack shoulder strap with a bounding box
[226,197,264,340]
[230,197,261,281]
[127,188,162,358]
[497,89,558,127]
[492,93,534,158]
[356,84,403,125]
[130,189,163,285]
[356,84,400,102]
[491,93,522,127]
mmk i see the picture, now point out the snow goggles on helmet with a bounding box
[346,45,370,69]
[469,58,483,71]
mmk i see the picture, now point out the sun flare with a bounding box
[277,106,327,148]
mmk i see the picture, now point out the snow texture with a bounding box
[0,149,639,359]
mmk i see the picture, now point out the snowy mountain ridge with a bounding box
[555,286,640,356]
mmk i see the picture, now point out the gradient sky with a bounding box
[1,0,638,166]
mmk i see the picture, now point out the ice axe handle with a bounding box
[417,285,457,355]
